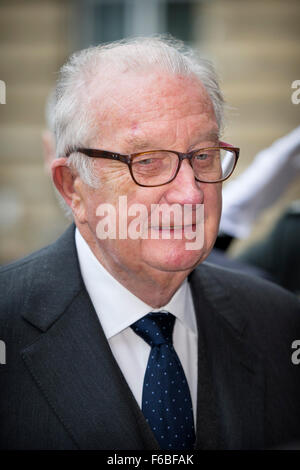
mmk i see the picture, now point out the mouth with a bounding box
[150,224,197,231]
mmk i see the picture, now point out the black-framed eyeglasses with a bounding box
[65,146,240,187]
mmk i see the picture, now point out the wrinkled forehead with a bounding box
[90,70,213,120]
[87,69,217,151]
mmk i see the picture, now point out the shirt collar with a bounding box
[75,228,197,339]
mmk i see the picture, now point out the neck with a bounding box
[109,267,188,308]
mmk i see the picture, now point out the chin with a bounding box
[142,239,210,273]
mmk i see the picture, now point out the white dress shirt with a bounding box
[75,229,198,425]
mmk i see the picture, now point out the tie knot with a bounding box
[131,311,175,347]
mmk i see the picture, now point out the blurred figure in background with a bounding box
[215,126,300,294]
[216,126,300,249]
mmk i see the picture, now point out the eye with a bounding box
[136,158,154,165]
[194,153,209,160]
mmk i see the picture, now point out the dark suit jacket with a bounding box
[0,225,300,450]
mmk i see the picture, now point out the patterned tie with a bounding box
[131,311,195,450]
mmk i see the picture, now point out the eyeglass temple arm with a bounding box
[65,147,130,164]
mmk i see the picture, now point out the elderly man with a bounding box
[0,37,300,451]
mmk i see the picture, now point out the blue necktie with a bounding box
[131,311,195,450]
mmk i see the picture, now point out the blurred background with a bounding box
[0,0,300,264]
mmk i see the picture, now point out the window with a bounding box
[74,0,202,48]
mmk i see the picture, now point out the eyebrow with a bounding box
[199,129,220,142]
[123,128,220,153]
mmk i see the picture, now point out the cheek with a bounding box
[204,184,222,217]
[85,169,135,226]
[202,185,222,244]
[100,167,133,197]
[85,179,154,240]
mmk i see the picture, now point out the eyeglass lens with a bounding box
[131,149,235,186]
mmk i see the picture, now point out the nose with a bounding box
[164,159,204,206]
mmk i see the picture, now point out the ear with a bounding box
[51,158,87,223]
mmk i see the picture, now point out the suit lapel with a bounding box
[21,225,158,450]
[189,264,265,450]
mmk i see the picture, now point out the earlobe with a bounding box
[71,178,88,224]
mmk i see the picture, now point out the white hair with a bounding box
[53,36,225,214]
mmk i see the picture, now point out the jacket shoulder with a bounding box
[0,247,50,322]
[193,261,300,340]
[0,225,77,325]
[198,260,299,306]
